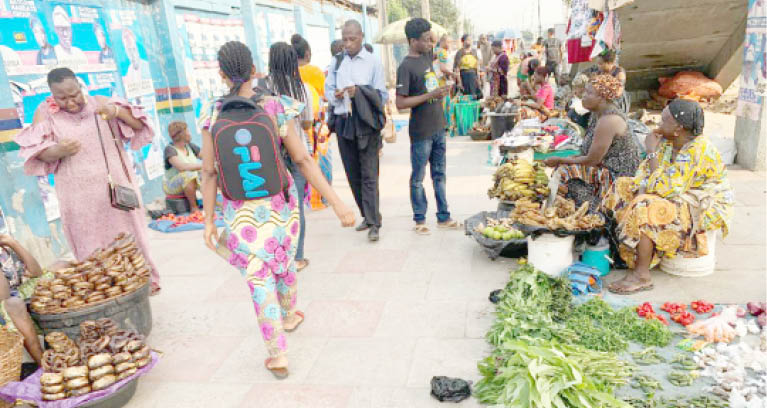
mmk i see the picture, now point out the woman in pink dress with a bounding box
[16,68,160,294]
[518,66,555,122]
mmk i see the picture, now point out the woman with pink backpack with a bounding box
[200,41,355,378]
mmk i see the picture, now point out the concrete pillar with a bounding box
[734,101,767,171]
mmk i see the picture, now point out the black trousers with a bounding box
[337,130,382,228]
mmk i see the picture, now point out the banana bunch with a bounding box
[488,159,550,201]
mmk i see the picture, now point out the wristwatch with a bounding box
[646,150,660,160]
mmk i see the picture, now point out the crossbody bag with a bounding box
[94,114,139,211]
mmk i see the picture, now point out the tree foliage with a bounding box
[386,0,469,36]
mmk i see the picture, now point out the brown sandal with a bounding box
[608,279,654,295]
[414,224,431,235]
[264,358,289,379]
[296,259,310,272]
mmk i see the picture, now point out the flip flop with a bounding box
[296,259,310,272]
[414,224,431,235]
[284,311,305,333]
[264,357,289,379]
[150,285,161,297]
[608,281,654,295]
[437,220,461,230]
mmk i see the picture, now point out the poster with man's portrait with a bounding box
[737,0,767,120]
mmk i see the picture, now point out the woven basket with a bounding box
[0,328,23,408]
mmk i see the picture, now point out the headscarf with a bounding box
[590,74,623,101]
[167,121,188,141]
[668,99,704,136]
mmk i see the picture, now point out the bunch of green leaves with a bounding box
[487,265,575,347]
[562,299,673,352]
[474,339,634,408]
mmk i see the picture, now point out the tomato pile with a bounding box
[157,211,210,227]
[691,300,714,314]
[671,311,695,326]
[635,302,669,325]
[661,302,687,315]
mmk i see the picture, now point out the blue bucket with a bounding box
[581,245,611,276]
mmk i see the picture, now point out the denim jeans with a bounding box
[410,130,450,223]
[285,159,306,260]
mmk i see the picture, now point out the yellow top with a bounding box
[299,64,326,101]
[633,136,734,234]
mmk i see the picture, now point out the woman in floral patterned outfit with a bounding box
[200,42,355,378]
[604,100,734,294]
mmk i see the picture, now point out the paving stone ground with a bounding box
[131,127,766,408]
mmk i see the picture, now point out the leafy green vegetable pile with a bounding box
[565,299,673,352]
[475,264,675,407]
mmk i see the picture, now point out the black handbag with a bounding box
[94,114,139,211]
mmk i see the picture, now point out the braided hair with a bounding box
[267,42,306,104]
[217,41,253,97]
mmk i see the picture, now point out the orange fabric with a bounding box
[299,65,326,101]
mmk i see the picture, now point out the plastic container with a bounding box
[660,230,717,277]
[582,241,611,276]
[527,234,575,277]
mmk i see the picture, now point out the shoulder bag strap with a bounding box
[94,114,113,184]
[94,113,133,184]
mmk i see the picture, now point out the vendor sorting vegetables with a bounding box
[543,74,640,212]
[0,234,49,364]
[604,99,734,294]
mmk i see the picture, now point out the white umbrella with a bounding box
[374,18,449,45]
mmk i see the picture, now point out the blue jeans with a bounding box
[410,130,450,223]
[285,159,306,260]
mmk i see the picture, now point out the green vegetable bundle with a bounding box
[563,299,673,352]
[475,339,634,407]
[487,265,574,346]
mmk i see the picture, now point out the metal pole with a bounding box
[421,0,431,20]
[377,0,395,87]
[537,0,542,37]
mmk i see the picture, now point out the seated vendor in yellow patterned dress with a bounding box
[163,121,203,213]
[1,234,47,364]
[603,99,734,295]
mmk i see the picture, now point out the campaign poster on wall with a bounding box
[0,2,116,76]
[175,12,245,119]
[736,0,767,120]
[0,2,117,129]
[106,8,152,99]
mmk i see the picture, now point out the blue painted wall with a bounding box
[0,0,379,263]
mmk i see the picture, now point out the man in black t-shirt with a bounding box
[396,18,459,235]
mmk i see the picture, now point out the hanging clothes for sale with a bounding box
[588,0,634,11]
[567,0,602,64]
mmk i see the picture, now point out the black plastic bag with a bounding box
[488,289,503,304]
[430,376,471,402]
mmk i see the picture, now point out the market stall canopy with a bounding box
[495,28,521,39]
[374,18,448,44]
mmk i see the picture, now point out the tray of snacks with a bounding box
[30,234,151,315]
[0,319,158,407]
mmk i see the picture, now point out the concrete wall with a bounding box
[618,0,747,91]
[0,0,377,263]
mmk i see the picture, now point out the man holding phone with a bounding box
[396,18,459,235]
[325,20,387,242]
